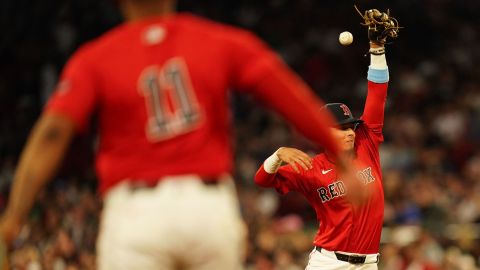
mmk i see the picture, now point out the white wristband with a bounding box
[370,53,387,69]
[263,149,282,173]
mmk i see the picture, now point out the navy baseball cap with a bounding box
[323,103,363,127]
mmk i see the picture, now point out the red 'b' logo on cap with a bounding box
[340,104,351,116]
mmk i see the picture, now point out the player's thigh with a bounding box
[96,183,176,270]
[97,178,246,270]
[97,243,173,270]
[352,263,378,270]
[186,182,246,270]
[189,248,244,270]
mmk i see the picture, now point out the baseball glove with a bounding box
[354,5,400,45]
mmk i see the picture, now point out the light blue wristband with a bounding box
[368,68,389,83]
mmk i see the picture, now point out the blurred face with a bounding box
[331,123,356,152]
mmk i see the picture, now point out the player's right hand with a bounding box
[0,215,21,248]
[0,237,7,270]
[0,215,22,269]
[276,147,313,173]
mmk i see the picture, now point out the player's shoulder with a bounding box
[356,121,381,139]
[179,13,262,44]
[67,25,125,63]
[355,122,369,133]
[179,13,248,34]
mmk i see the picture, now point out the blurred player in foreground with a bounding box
[255,7,400,270]
[0,0,347,269]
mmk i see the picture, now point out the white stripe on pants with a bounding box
[97,175,246,270]
[306,247,379,270]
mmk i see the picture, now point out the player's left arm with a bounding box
[361,43,389,128]
[228,31,341,158]
[0,114,75,246]
[255,147,312,194]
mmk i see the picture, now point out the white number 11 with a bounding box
[138,58,203,142]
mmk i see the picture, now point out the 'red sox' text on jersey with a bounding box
[255,81,388,255]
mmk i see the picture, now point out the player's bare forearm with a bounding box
[0,113,75,245]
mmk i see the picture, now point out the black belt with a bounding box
[315,247,367,264]
[202,178,221,186]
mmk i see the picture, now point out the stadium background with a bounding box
[0,0,479,269]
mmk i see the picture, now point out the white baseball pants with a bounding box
[306,247,379,270]
[97,175,246,270]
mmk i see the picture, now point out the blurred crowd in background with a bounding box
[1,0,479,269]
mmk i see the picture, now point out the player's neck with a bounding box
[121,0,176,22]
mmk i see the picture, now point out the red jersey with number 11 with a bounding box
[45,13,340,195]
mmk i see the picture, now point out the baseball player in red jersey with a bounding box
[0,0,346,269]
[255,40,391,269]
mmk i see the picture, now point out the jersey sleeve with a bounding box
[227,31,340,156]
[44,47,99,132]
[360,73,389,143]
[254,163,305,195]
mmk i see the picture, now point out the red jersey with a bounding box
[45,13,340,195]
[255,81,388,254]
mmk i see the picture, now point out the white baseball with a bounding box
[339,31,353,46]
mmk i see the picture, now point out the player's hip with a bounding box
[306,246,379,270]
[97,174,246,269]
[103,174,238,209]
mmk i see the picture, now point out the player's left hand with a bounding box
[276,147,313,173]
[355,5,401,46]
